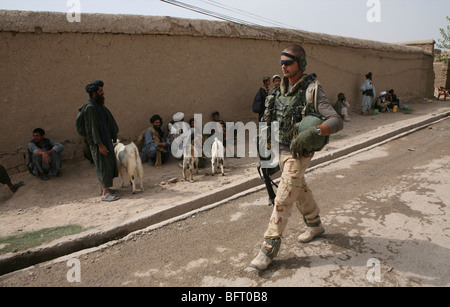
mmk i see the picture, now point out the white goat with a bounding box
[211,137,224,176]
[182,136,200,183]
[114,141,144,194]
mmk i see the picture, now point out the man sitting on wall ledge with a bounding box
[27,128,64,180]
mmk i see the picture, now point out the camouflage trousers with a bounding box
[264,154,321,239]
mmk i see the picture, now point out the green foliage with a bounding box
[0,225,88,254]
[436,16,449,63]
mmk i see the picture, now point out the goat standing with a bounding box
[182,138,199,183]
[114,141,144,194]
[211,137,224,176]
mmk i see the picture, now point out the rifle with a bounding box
[256,133,280,206]
[257,162,278,206]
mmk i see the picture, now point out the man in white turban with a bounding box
[375,91,388,112]
[168,112,185,160]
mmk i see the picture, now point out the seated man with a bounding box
[140,114,171,166]
[0,164,24,193]
[333,92,351,122]
[375,91,388,112]
[386,89,400,108]
[27,128,64,180]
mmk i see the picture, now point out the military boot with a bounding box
[250,238,281,270]
[250,250,273,270]
[298,216,325,243]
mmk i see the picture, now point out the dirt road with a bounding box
[1,117,449,287]
[1,101,448,240]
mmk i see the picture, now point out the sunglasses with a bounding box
[280,59,296,66]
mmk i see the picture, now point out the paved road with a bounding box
[1,119,450,288]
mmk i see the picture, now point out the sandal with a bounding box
[99,189,119,196]
[101,193,120,202]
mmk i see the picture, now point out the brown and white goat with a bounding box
[114,141,144,194]
[182,137,199,183]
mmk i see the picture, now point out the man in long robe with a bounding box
[360,72,375,115]
[84,80,120,202]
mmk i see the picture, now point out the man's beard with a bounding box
[94,94,105,105]
[153,124,164,138]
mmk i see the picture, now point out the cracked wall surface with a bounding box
[0,10,434,173]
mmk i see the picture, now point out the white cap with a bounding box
[173,112,184,122]
[380,91,386,96]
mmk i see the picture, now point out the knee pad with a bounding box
[261,238,281,260]
[303,215,321,227]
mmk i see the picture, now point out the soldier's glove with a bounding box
[290,126,320,158]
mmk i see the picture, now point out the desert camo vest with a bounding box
[263,74,318,146]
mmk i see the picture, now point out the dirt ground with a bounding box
[1,99,449,241]
[2,107,450,287]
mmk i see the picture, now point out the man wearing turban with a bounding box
[83,80,120,202]
[140,114,171,166]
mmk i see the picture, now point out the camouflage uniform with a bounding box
[252,74,343,267]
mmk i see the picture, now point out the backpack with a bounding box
[252,88,268,114]
[75,101,92,136]
[252,90,262,113]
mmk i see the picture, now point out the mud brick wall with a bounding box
[0,10,434,173]
[434,61,450,95]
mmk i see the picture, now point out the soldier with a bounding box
[250,44,343,270]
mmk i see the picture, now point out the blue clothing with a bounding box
[140,128,171,164]
[28,138,64,176]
